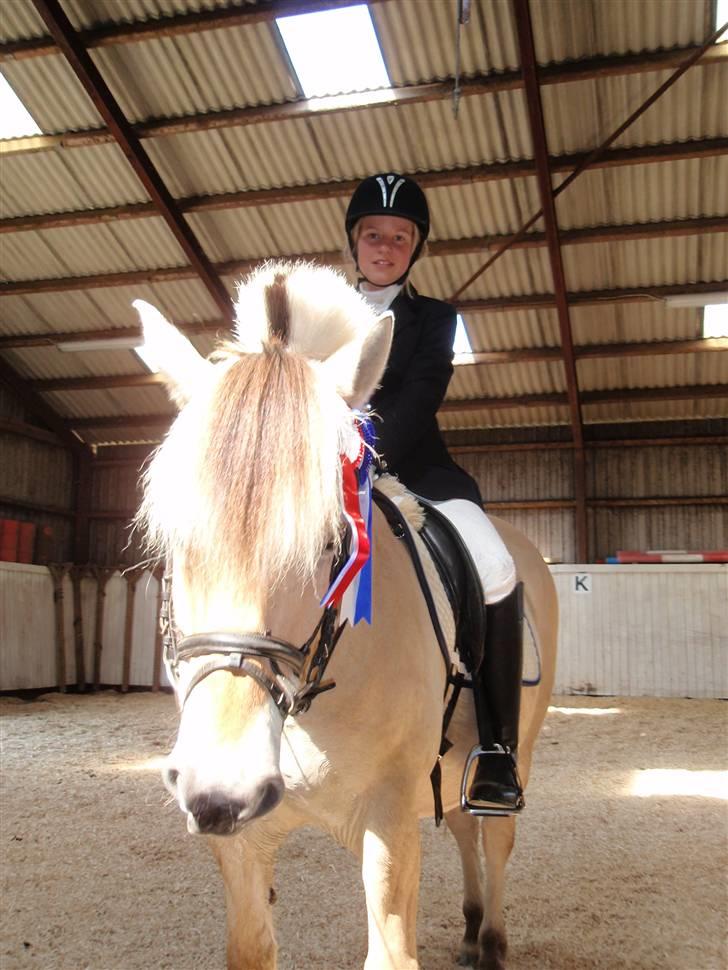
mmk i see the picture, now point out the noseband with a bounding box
[161,570,347,717]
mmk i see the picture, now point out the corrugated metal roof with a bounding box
[554,156,728,228]
[563,233,728,291]
[92,23,297,122]
[583,395,728,424]
[1,280,223,336]
[438,403,571,430]
[531,0,712,62]
[448,358,565,398]
[0,143,149,217]
[3,345,150,380]
[62,0,256,31]
[42,384,170,418]
[375,0,519,81]
[458,307,561,351]
[1,54,106,133]
[542,63,728,155]
[0,0,726,446]
[569,303,702,345]
[578,349,728,390]
[1,220,186,281]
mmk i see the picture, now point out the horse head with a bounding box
[134,262,392,835]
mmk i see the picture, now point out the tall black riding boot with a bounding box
[461,583,524,815]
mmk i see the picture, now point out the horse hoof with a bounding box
[455,943,478,967]
[477,927,507,970]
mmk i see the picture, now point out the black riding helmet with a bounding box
[345,173,430,283]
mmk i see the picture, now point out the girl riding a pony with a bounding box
[345,172,524,814]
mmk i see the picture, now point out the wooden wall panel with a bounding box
[3,562,725,699]
[590,505,727,561]
[551,564,728,698]
[0,564,164,691]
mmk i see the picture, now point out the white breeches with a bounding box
[434,499,516,605]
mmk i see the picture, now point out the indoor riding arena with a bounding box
[1,2,726,970]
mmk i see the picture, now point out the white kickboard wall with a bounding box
[1,562,726,698]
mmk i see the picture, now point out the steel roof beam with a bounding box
[30,0,234,327]
[439,384,728,413]
[3,265,726,306]
[1,0,372,60]
[3,43,727,154]
[20,338,728,389]
[455,280,728,313]
[3,161,725,239]
[514,0,588,556]
[60,383,728,431]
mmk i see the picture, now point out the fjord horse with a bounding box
[134,261,557,970]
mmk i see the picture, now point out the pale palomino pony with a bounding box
[134,261,557,970]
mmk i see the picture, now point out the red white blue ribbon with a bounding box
[321,415,375,625]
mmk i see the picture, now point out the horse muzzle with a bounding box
[164,762,285,836]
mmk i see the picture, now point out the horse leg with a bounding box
[444,807,485,967]
[209,835,279,970]
[358,798,422,970]
[478,815,516,970]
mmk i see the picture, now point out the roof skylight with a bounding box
[276,4,390,99]
[0,73,41,139]
[702,304,728,338]
[453,314,475,364]
[715,0,728,32]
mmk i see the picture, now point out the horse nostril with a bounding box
[189,792,245,836]
[163,766,180,792]
[257,778,284,817]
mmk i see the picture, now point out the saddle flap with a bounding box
[416,500,486,672]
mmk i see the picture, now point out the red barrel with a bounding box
[17,522,36,563]
[0,519,19,562]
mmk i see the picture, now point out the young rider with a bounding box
[345,172,524,814]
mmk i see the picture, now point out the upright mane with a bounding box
[138,262,382,600]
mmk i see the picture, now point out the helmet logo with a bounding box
[375,175,406,209]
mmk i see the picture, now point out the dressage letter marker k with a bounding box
[574,574,591,593]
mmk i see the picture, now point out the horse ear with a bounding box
[132,300,212,408]
[320,311,394,408]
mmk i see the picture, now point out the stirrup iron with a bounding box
[460,744,525,817]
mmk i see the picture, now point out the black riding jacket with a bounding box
[368,289,482,505]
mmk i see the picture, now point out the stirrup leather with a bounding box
[460,744,525,817]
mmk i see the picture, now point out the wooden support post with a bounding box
[91,567,113,690]
[574,448,589,562]
[48,564,69,692]
[69,566,87,690]
[121,568,145,692]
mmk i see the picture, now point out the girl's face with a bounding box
[354,215,417,288]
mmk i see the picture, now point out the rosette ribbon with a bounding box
[320,414,376,625]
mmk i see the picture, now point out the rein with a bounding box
[160,568,347,717]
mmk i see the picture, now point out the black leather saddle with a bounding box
[415,498,486,674]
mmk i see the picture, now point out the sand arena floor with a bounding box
[1,691,726,970]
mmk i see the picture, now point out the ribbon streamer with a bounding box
[321,415,376,624]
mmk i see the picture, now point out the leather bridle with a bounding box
[161,568,347,717]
